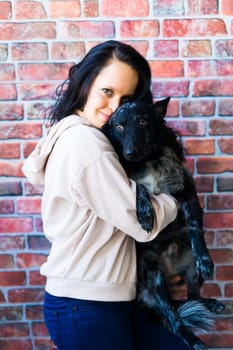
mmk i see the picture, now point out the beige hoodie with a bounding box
[22,115,178,301]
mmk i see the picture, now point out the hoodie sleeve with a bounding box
[72,151,178,243]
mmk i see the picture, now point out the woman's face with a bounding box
[77,59,139,128]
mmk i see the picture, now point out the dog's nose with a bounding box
[124,148,139,161]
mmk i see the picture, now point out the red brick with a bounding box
[0,63,15,80]
[26,305,43,320]
[26,102,52,120]
[168,120,205,136]
[32,322,48,336]
[209,119,233,135]
[0,161,23,177]
[219,99,233,115]
[83,0,98,17]
[218,138,233,154]
[0,142,20,158]
[188,59,233,77]
[0,306,23,321]
[211,248,233,264]
[217,176,233,191]
[16,253,47,268]
[181,40,212,57]
[0,1,12,20]
[0,271,26,286]
[216,266,233,281]
[23,141,37,158]
[35,338,56,350]
[11,43,48,61]
[0,43,8,60]
[0,218,33,233]
[51,41,85,60]
[28,235,50,250]
[0,123,42,139]
[201,283,222,298]
[8,288,44,303]
[19,82,61,100]
[101,0,149,16]
[225,283,233,297]
[215,317,233,331]
[153,0,184,16]
[24,182,43,196]
[221,0,233,15]
[18,63,72,81]
[198,156,233,173]
[120,21,159,38]
[58,21,114,39]
[49,1,81,18]
[204,213,233,229]
[195,176,214,192]
[29,271,46,286]
[35,217,44,233]
[182,99,215,116]
[17,198,41,214]
[0,291,6,302]
[152,80,189,98]
[0,22,56,40]
[15,1,46,19]
[149,60,183,78]
[153,40,178,58]
[163,19,226,37]
[215,40,233,57]
[0,83,17,100]
[216,230,233,246]
[0,199,14,214]
[187,0,218,15]
[193,79,233,96]
[0,181,22,196]
[0,103,24,120]
[0,254,14,268]
[0,339,32,350]
[123,40,149,57]
[207,194,233,210]
[184,139,214,155]
[0,236,25,251]
[0,322,29,337]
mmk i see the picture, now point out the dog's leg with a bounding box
[137,265,207,350]
[180,195,214,280]
[185,262,225,314]
[136,184,154,233]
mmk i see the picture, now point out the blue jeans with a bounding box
[44,292,189,350]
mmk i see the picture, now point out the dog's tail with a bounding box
[175,300,215,332]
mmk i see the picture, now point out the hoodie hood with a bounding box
[22,115,90,185]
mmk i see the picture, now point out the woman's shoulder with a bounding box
[56,116,115,157]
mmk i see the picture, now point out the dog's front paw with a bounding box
[136,184,154,233]
[196,255,214,280]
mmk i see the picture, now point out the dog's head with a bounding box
[102,97,170,162]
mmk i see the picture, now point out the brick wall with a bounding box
[0,0,232,349]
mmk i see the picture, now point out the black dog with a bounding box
[102,97,224,350]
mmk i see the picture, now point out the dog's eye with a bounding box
[138,119,147,127]
[115,124,124,131]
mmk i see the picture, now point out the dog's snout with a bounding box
[124,146,140,161]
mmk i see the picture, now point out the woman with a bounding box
[23,40,188,350]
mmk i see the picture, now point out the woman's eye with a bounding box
[116,124,124,131]
[102,88,113,96]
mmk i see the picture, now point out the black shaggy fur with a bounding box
[102,97,224,350]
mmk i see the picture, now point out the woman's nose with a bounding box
[109,98,120,113]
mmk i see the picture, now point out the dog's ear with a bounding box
[153,97,170,118]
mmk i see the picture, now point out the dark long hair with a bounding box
[49,40,153,124]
